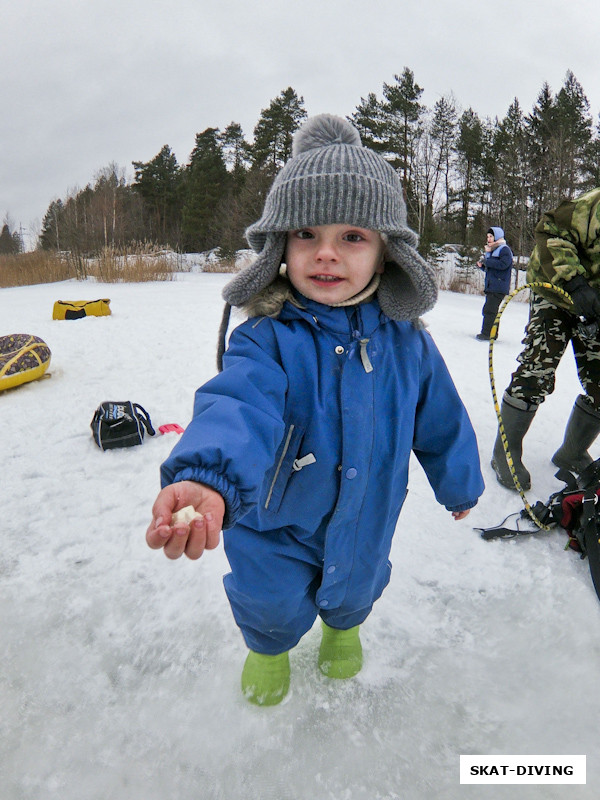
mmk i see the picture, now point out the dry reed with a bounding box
[201,256,239,273]
[89,245,175,283]
[0,251,75,287]
[0,245,177,287]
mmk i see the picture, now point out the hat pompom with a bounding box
[292,114,361,157]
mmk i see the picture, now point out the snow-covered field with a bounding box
[2,273,599,799]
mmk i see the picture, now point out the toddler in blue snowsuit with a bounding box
[147,114,484,705]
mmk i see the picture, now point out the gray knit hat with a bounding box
[223,114,437,320]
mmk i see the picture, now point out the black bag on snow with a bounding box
[91,401,155,450]
[479,458,600,604]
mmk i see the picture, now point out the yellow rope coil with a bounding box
[488,281,574,530]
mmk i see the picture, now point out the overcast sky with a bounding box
[2,0,600,247]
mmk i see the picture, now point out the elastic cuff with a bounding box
[171,467,242,529]
[503,391,538,413]
[446,499,478,513]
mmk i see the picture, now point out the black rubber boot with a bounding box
[491,393,537,490]
[552,396,600,474]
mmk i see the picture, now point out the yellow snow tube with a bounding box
[52,299,111,320]
[0,334,51,391]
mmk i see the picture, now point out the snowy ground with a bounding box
[2,273,599,800]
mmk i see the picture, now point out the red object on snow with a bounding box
[158,423,185,435]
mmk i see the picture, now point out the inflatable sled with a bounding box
[52,299,111,320]
[0,334,51,392]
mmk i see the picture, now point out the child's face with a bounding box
[285,224,385,304]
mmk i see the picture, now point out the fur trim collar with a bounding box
[241,276,297,318]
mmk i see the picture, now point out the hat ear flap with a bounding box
[378,237,438,320]
[223,232,287,307]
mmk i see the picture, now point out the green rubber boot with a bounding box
[318,622,363,679]
[241,650,290,706]
[491,393,537,491]
[552,396,600,474]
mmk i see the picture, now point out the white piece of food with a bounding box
[171,505,203,525]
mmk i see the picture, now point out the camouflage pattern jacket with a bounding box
[526,187,600,311]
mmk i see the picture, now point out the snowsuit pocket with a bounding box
[264,423,308,513]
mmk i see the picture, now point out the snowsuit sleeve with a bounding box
[160,321,288,528]
[412,331,485,511]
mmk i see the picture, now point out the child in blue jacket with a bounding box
[147,114,485,706]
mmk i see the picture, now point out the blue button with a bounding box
[345,468,357,479]
[326,565,336,574]
[320,599,329,607]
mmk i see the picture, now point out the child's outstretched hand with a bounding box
[146,480,225,560]
[451,509,471,521]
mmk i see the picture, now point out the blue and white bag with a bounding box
[91,401,155,450]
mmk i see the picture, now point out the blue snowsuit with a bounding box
[161,294,484,654]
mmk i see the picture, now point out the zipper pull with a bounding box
[359,339,373,373]
[293,453,317,471]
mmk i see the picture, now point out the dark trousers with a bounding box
[480,292,505,337]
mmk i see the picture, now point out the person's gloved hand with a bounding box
[564,275,600,320]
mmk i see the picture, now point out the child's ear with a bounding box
[376,249,387,274]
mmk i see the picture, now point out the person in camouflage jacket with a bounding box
[492,188,600,490]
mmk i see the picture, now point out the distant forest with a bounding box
[5,67,599,259]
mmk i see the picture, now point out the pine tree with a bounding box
[40,200,64,251]
[582,114,600,191]
[211,166,274,257]
[251,87,307,174]
[553,70,593,198]
[219,122,250,179]
[526,82,557,219]
[491,99,530,255]
[181,128,229,252]
[67,184,94,254]
[381,68,425,193]
[350,93,388,153]
[133,145,183,246]
[479,117,496,215]
[211,123,252,257]
[0,222,20,254]
[455,108,484,244]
